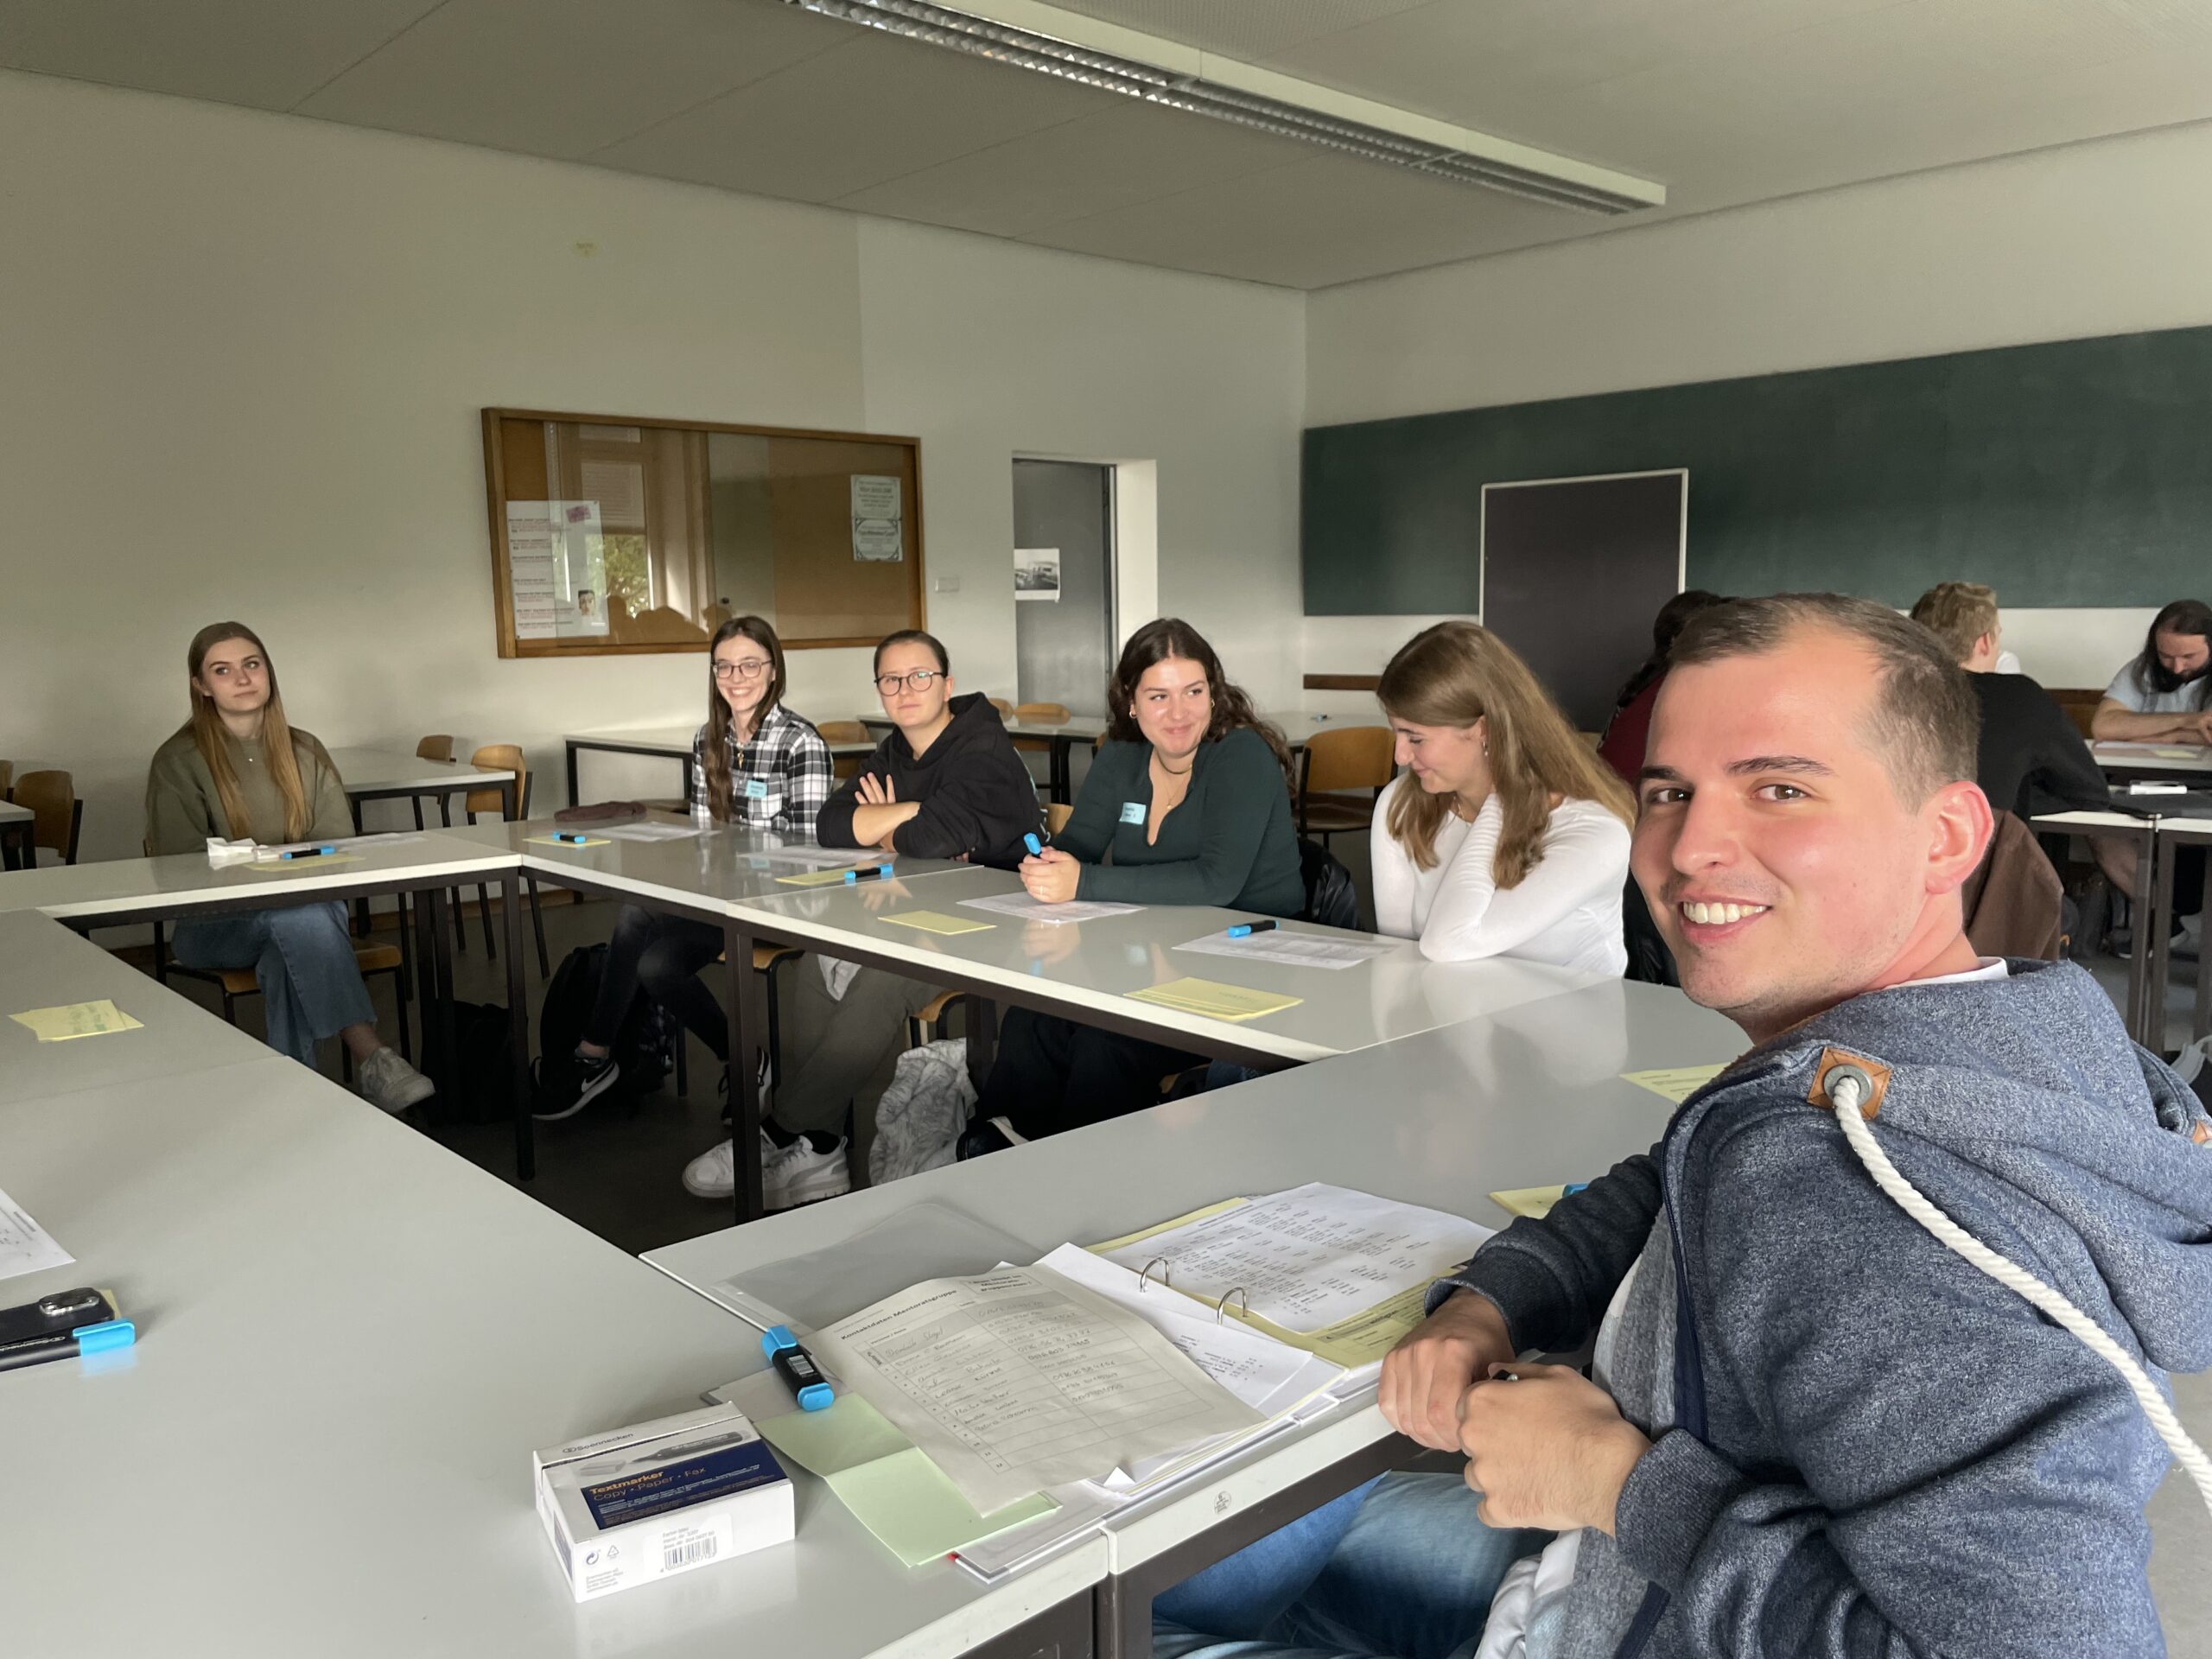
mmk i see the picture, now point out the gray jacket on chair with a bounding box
[1436,957,2212,1657]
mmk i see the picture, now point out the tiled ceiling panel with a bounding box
[297,0,846,158]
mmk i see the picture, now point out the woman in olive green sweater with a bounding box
[961,619,1302,1155]
[145,622,432,1113]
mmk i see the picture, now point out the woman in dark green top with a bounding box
[963,619,1302,1155]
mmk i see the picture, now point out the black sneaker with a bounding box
[956,1116,1027,1160]
[533,1050,620,1121]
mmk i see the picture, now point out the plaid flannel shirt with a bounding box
[690,703,833,833]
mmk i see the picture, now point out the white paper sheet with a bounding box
[806,1265,1257,1514]
[1174,930,1394,969]
[0,1185,72,1283]
[741,844,887,869]
[1094,1184,1494,1334]
[594,822,702,842]
[957,893,1143,925]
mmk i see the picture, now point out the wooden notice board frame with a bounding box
[481,408,927,658]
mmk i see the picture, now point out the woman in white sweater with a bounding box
[1370,621,1635,976]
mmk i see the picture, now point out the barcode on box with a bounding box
[664,1535,717,1573]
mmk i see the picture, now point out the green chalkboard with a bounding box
[1303,324,2212,614]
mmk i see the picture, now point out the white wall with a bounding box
[0,71,1303,859]
[1306,118,2212,691]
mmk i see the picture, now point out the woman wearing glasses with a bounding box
[680,629,1043,1205]
[538,615,831,1122]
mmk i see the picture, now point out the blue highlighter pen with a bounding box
[1225,920,1279,938]
[278,845,338,861]
[844,862,895,883]
[551,831,591,845]
[761,1325,834,1411]
[1024,833,1044,857]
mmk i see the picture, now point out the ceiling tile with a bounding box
[0,0,440,110]
[1020,153,1591,289]
[1039,0,1432,60]
[832,100,1312,238]
[298,0,846,157]
[592,30,1119,203]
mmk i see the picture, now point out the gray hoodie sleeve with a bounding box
[1616,1109,2166,1657]
[1427,1148,1663,1355]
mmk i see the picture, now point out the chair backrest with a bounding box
[416,734,454,763]
[0,760,11,797]
[817,721,871,743]
[15,770,82,863]
[467,744,528,818]
[1014,702,1071,723]
[988,698,1014,716]
[1961,810,2066,961]
[1045,801,1076,837]
[1297,839,1360,930]
[1300,727,1395,796]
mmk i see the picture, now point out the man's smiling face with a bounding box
[1632,623,1991,1043]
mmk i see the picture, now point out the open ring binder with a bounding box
[1215,1287,1249,1324]
[1136,1256,1172,1291]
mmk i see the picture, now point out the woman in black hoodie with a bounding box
[679,631,1043,1209]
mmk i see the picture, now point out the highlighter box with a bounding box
[533,1402,793,1602]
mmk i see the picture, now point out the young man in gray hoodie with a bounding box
[1155,594,2212,1659]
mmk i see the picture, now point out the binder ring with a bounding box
[1136,1256,1172,1292]
[1216,1287,1249,1324]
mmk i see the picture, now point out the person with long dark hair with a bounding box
[2091,599,2212,744]
[146,622,434,1110]
[1596,589,1724,784]
[960,618,1301,1155]
[537,615,832,1135]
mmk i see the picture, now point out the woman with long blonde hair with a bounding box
[1372,621,1634,974]
[145,622,434,1109]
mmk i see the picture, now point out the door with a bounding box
[1013,461,1115,715]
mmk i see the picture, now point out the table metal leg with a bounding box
[2125,823,2157,1044]
[2142,823,2177,1052]
[967,998,1000,1095]
[565,741,581,810]
[429,887,458,1090]
[724,918,764,1223]
[1052,736,1072,804]
[506,875,535,1181]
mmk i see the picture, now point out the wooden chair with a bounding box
[1014,702,1071,723]
[13,769,84,866]
[461,744,550,977]
[817,720,873,783]
[675,941,804,1100]
[0,760,11,796]
[1294,728,1395,849]
[988,698,1014,717]
[411,734,455,832]
[1046,801,1075,837]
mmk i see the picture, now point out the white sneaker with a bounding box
[2176,913,2202,960]
[357,1046,435,1114]
[681,1132,851,1207]
[765,1135,851,1209]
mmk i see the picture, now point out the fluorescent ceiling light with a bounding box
[785,0,1662,215]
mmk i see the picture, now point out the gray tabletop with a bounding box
[0,1049,1104,1657]
[646,977,1741,1573]
[2093,741,2212,775]
[0,799,31,824]
[567,725,874,759]
[327,745,516,795]
[739,862,1596,1064]
[0,909,268,1103]
[0,831,518,921]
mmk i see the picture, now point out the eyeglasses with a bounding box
[712,658,772,683]
[874,670,944,695]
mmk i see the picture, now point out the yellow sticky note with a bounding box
[1490,1185,1568,1220]
[248,854,360,871]
[11,999,144,1042]
[2156,748,2198,760]
[878,910,995,936]
[1127,977,1301,1021]
[523,834,607,849]
[776,868,866,887]
[1621,1064,1728,1103]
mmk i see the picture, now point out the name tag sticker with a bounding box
[744,779,770,799]
[1120,801,1147,824]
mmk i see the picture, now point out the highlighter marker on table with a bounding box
[277,845,338,861]
[1225,920,1279,938]
[551,831,593,844]
[843,863,895,883]
[760,1325,833,1411]
[0,1319,135,1376]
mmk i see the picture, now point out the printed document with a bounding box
[1174,931,1394,970]
[1092,1183,1492,1335]
[594,822,702,842]
[806,1265,1257,1513]
[0,1185,72,1283]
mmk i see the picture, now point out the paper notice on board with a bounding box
[1014,547,1060,601]
[852,474,903,563]
[506,503,560,639]
[508,500,607,639]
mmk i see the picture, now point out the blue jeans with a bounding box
[172,900,376,1069]
[1153,1473,1548,1659]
